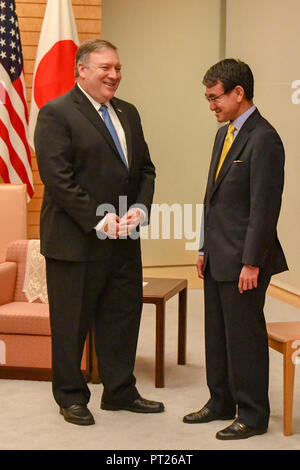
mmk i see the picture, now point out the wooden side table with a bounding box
[267,321,300,435]
[90,277,188,388]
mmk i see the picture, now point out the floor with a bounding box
[0,269,300,450]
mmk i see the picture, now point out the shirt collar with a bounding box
[232,104,256,132]
[77,82,110,111]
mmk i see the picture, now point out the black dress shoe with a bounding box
[216,419,267,440]
[183,406,235,424]
[101,397,165,413]
[59,404,95,426]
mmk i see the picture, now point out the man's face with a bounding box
[78,48,121,103]
[205,81,240,123]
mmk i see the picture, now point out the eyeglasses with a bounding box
[205,91,227,103]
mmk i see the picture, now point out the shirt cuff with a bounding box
[95,215,107,232]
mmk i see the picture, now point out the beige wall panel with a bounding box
[102,0,224,266]
[226,0,300,294]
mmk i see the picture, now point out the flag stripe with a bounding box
[0,65,28,129]
[0,101,33,184]
[0,121,33,198]
[0,138,23,183]
[2,82,32,170]
[0,156,10,182]
[13,73,29,123]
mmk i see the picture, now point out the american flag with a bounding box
[0,0,33,199]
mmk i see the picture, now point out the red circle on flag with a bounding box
[34,40,78,108]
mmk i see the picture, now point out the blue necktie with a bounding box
[100,104,128,169]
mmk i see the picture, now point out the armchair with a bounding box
[0,240,90,380]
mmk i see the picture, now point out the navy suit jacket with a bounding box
[202,108,288,281]
[35,84,155,262]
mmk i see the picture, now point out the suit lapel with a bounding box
[71,86,130,168]
[207,109,261,201]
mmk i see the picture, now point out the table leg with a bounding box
[283,342,295,436]
[178,287,187,365]
[155,300,165,388]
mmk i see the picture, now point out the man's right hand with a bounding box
[197,254,204,279]
[100,213,120,239]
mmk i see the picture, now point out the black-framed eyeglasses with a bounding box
[205,91,227,103]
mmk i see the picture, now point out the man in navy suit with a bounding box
[35,39,164,425]
[183,59,287,439]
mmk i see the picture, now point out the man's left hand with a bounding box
[238,265,259,294]
[118,208,145,237]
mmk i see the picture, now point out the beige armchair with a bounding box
[0,184,27,262]
[0,240,90,380]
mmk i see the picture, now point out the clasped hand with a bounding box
[100,209,144,239]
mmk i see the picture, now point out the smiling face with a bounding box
[77,48,121,103]
[205,81,245,123]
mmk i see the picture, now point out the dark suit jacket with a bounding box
[34,84,155,262]
[202,108,288,281]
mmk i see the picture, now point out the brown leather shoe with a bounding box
[59,404,95,426]
[216,419,267,440]
[183,406,235,424]
[101,397,165,413]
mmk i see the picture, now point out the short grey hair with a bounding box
[75,39,118,79]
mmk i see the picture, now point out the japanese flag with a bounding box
[28,0,79,149]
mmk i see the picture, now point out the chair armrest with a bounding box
[0,262,17,305]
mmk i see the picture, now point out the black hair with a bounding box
[203,58,254,101]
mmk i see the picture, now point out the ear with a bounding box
[77,62,86,79]
[234,85,245,103]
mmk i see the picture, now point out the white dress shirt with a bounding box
[77,82,128,164]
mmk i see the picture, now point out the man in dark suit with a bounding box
[183,59,288,439]
[34,39,164,426]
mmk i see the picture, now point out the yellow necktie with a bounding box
[215,123,236,181]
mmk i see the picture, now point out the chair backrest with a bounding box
[0,184,27,262]
[6,240,30,302]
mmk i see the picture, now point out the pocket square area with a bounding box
[233,160,243,163]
